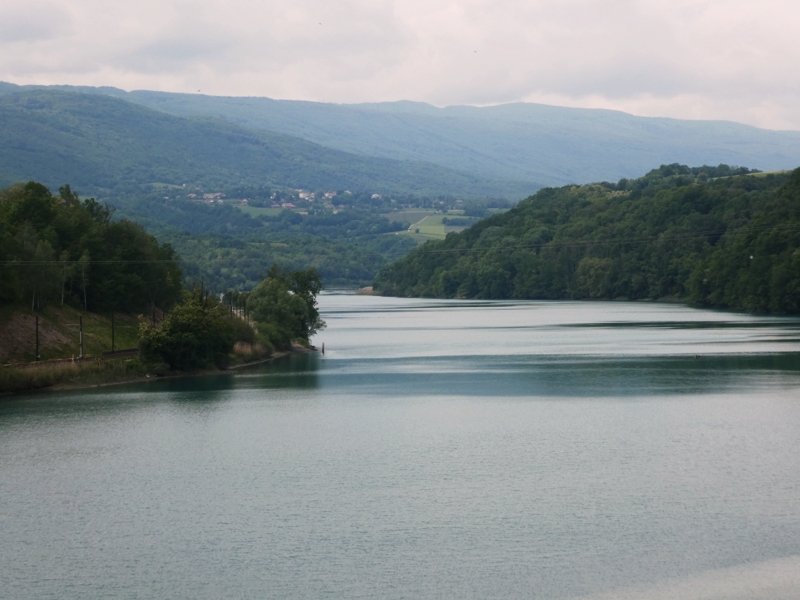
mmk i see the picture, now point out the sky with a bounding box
[2,0,799,131]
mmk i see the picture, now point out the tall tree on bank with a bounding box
[248,266,325,350]
[139,268,325,370]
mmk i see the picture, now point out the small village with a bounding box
[181,184,479,216]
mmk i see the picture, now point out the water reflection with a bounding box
[3,296,800,600]
[312,295,800,400]
[232,352,320,391]
[153,373,236,394]
[314,352,800,398]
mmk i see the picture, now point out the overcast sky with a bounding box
[2,0,799,130]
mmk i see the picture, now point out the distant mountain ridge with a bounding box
[2,82,800,198]
[0,86,523,198]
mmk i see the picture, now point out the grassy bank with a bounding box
[1,346,279,395]
[0,304,140,363]
[0,356,147,394]
[1,303,281,395]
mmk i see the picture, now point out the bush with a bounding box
[139,292,236,371]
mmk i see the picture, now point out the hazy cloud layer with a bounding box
[1,0,799,130]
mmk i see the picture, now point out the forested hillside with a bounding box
[4,83,800,296]
[12,82,800,189]
[0,88,521,198]
[0,182,182,312]
[375,165,800,314]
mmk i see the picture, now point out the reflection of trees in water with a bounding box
[238,352,321,391]
[142,351,323,401]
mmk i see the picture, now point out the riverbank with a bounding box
[1,356,144,396]
[0,345,317,397]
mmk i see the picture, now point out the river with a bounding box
[2,294,800,599]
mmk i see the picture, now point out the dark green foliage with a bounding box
[0,182,182,312]
[375,165,800,314]
[248,266,325,350]
[0,180,328,374]
[110,192,417,290]
[138,290,236,370]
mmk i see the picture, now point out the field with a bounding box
[402,213,481,242]
[384,210,437,225]
[232,203,481,243]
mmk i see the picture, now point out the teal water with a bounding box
[2,295,800,599]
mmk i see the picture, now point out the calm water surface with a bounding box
[2,295,800,599]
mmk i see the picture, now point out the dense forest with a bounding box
[0,181,182,313]
[112,192,418,289]
[375,165,800,314]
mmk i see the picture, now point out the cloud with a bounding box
[1,0,799,130]
[0,1,72,43]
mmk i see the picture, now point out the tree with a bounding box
[0,182,182,313]
[77,250,90,310]
[248,266,325,350]
[138,290,236,371]
[30,239,58,310]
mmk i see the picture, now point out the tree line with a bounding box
[375,165,800,314]
[138,266,324,371]
[0,181,182,312]
[1,181,325,372]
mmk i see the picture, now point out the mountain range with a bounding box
[0,86,513,199]
[2,81,800,200]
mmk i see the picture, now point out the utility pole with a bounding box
[35,314,40,361]
[111,311,115,352]
[79,315,84,359]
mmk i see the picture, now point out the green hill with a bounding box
[5,82,800,196]
[4,83,800,295]
[0,88,524,198]
[14,83,800,190]
[374,165,800,314]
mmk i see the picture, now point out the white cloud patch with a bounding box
[1,0,799,130]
